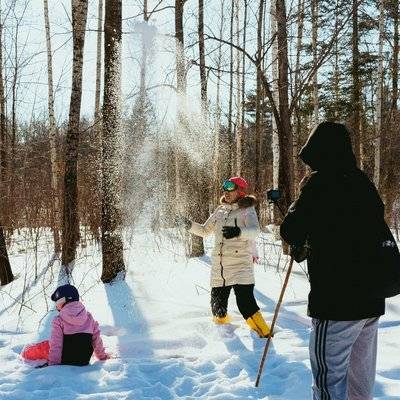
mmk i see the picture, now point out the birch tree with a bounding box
[101,0,125,283]
[43,0,61,252]
[255,0,265,200]
[270,0,279,192]
[311,0,319,126]
[293,0,305,191]
[62,0,88,268]
[352,0,361,163]
[374,0,384,188]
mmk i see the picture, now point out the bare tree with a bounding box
[62,0,89,269]
[0,8,13,286]
[275,0,294,213]
[198,0,207,109]
[270,0,279,193]
[101,0,125,282]
[293,0,305,192]
[255,0,265,201]
[43,0,61,252]
[374,0,384,188]
[352,0,361,163]
[311,0,319,126]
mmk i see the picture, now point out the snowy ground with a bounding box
[0,228,400,399]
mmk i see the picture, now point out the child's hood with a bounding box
[59,301,89,326]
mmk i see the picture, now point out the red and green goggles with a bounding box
[222,180,237,192]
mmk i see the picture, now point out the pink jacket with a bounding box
[48,301,107,365]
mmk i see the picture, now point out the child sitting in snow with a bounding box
[22,284,108,367]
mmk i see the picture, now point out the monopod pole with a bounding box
[255,256,294,387]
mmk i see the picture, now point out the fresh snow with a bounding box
[0,229,399,399]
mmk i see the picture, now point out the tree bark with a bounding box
[311,0,319,126]
[235,0,242,176]
[270,0,279,192]
[212,0,225,204]
[62,0,88,268]
[227,0,234,173]
[0,10,13,286]
[293,0,305,195]
[255,0,264,203]
[43,0,61,252]
[384,0,399,224]
[198,0,207,109]
[101,0,125,283]
[374,0,384,189]
[276,0,294,214]
[352,0,361,163]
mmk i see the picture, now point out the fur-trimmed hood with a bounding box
[220,195,258,208]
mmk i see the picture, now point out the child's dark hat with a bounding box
[51,284,79,303]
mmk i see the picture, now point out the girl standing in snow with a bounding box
[177,177,271,337]
[22,284,108,366]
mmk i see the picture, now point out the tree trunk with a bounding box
[234,0,242,176]
[384,0,399,224]
[270,0,279,192]
[174,0,186,204]
[198,0,207,109]
[352,0,361,163]
[311,0,318,126]
[0,12,13,286]
[293,0,305,195]
[0,18,6,208]
[276,0,294,214]
[101,0,125,282]
[62,0,88,268]
[212,0,225,204]
[188,0,208,257]
[0,224,13,286]
[374,0,384,189]
[255,0,264,203]
[227,0,234,173]
[240,0,248,176]
[88,0,103,241]
[43,0,61,252]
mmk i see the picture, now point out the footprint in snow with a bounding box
[101,325,127,336]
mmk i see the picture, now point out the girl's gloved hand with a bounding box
[222,219,240,239]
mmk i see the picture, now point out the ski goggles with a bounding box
[222,180,237,192]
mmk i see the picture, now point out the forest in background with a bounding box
[0,0,399,285]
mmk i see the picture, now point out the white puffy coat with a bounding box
[189,196,260,288]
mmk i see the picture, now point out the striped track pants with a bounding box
[310,317,379,400]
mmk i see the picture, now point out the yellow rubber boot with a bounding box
[246,311,271,338]
[213,314,231,324]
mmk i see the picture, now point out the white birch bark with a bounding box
[374,0,384,188]
[43,0,61,252]
[270,0,279,190]
[311,0,319,126]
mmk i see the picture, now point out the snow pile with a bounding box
[0,230,399,399]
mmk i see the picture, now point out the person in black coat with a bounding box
[280,121,385,400]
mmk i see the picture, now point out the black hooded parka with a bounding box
[280,122,385,320]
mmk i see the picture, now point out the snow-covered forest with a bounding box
[0,0,399,399]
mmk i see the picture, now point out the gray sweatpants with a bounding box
[309,317,379,400]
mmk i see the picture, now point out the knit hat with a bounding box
[51,284,79,305]
[228,176,248,189]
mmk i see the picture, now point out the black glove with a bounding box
[290,241,311,263]
[174,215,192,230]
[222,218,241,239]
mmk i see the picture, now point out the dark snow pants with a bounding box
[310,317,379,400]
[210,284,259,320]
